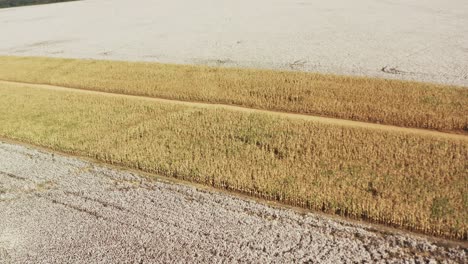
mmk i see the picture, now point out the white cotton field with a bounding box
[1,0,467,86]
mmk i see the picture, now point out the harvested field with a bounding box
[0,56,467,133]
[0,0,467,86]
[0,82,466,239]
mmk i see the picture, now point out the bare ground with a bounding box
[0,141,466,263]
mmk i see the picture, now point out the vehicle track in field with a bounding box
[0,141,466,263]
[1,80,467,141]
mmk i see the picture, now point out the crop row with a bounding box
[0,83,466,239]
[0,56,466,132]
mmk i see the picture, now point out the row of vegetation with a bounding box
[0,56,466,133]
[0,0,75,8]
[0,83,466,239]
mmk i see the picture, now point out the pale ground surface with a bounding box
[0,141,466,263]
[0,0,467,86]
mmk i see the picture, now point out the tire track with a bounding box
[39,193,158,235]
[0,171,27,181]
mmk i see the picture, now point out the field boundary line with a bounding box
[2,79,467,141]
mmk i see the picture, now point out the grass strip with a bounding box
[0,56,466,133]
[0,83,466,239]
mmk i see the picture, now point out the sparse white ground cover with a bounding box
[0,0,467,86]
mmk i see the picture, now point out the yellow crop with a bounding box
[0,83,466,239]
[0,56,466,132]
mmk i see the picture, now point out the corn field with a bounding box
[0,83,466,239]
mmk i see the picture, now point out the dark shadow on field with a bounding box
[0,0,79,9]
